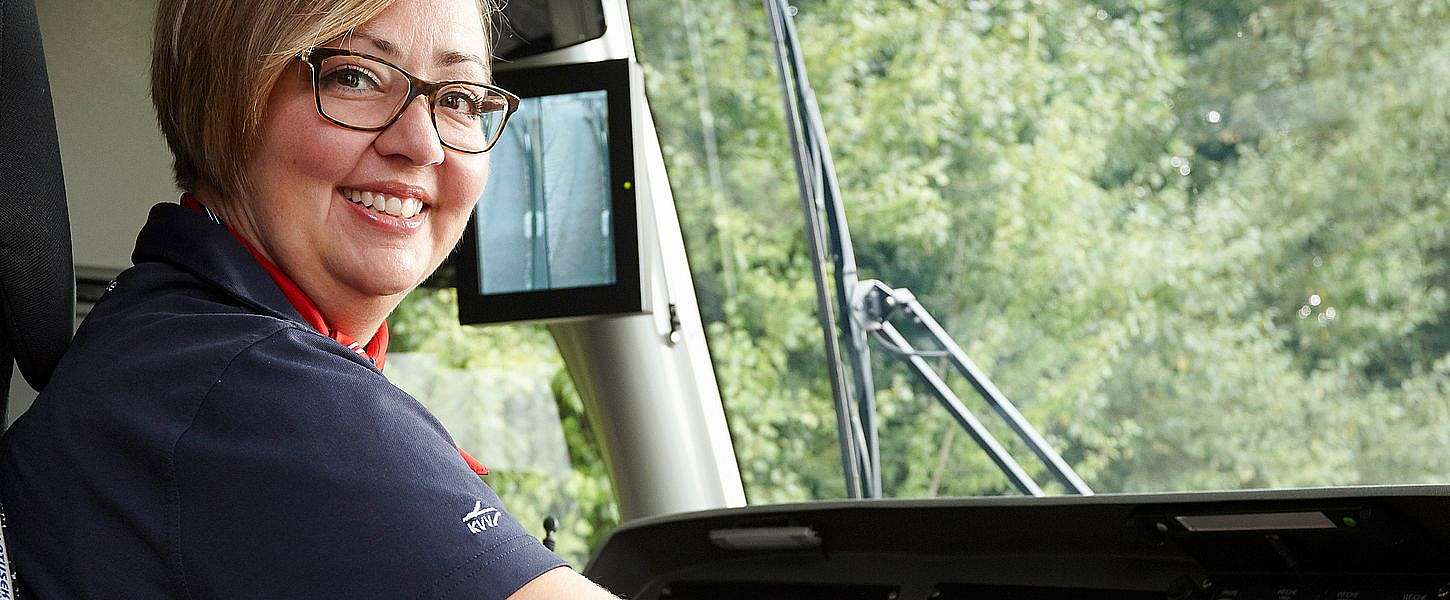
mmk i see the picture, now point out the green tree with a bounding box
[386,0,1449,564]
[628,0,1450,498]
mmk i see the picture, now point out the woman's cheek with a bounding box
[452,153,491,199]
[440,156,489,235]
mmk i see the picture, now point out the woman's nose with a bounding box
[373,95,446,167]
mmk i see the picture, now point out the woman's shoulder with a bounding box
[194,324,437,436]
[13,261,411,467]
[66,261,300,369]
[31,257,341,429]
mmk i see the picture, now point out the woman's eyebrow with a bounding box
[344,31,486,74]
[441,50,486,70]
[348,31,397,55]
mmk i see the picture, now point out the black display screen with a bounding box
[456,59,640,325]
[477,89,615,295]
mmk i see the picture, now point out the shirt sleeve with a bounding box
[172,327,566,600]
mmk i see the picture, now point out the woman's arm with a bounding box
[509,567,620,599]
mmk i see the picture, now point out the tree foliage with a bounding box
[389,0,1450,562]
[630,0,1450,496]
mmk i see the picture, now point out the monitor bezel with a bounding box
[455,58,641,325]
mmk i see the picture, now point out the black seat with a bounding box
[0,0,74,594]
[0,0,73,420]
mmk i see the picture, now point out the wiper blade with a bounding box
[762,0,1091,497]
[763,0,879,498]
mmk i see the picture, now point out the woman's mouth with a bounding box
[339,187,427,219]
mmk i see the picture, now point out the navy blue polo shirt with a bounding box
[0,203,566,598]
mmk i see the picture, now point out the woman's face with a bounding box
[244,0,490,307]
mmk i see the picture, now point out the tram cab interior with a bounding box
[4,0,1450,598]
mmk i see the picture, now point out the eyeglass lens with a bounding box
[316,54,510,153]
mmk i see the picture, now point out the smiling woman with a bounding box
[176,0,500,343]
[0,0,614,597]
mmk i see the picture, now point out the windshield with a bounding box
[631,0,1450,500]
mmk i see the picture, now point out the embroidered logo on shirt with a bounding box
[462,501,502,534]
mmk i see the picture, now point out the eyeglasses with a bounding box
[297,47,520,154]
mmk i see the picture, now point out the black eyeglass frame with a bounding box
[297,46,521,154]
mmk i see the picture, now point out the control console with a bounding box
[584,486,1450,600]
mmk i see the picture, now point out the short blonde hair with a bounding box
[151,0,492,199]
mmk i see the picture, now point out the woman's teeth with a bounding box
[340,188,423,218]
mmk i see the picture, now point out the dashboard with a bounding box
[584,486,1450,600]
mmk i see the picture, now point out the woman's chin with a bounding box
[337,263,425,301]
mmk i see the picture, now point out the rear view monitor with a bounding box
[455,58,640,325]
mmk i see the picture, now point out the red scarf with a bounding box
[181,196,387,368]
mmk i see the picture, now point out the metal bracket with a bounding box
[852,279,1094,496]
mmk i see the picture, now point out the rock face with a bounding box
[386,352,572,477]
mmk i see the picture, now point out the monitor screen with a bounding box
[455,59,640,325]
[479,89,615,295]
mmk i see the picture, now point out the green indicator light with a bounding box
[1342,516,1358,528]
[623,181,633,190]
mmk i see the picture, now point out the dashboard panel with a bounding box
[584,486,1450,600]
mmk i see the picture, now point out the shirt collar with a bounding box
[135,198,387,369]
[230,230,389,369]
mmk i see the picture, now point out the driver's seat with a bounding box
[0,0,77,593]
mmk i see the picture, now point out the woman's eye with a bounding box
[321,67,381,93]
[439,92,483,117]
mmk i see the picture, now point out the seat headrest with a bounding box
[0,0,76,414]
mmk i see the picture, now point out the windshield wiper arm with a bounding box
[763,0,879,498]
[762,0,1092,497]
[859,282,1094,495]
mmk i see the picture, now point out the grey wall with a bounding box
[37,0,176,272]
[7,0,165,425]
